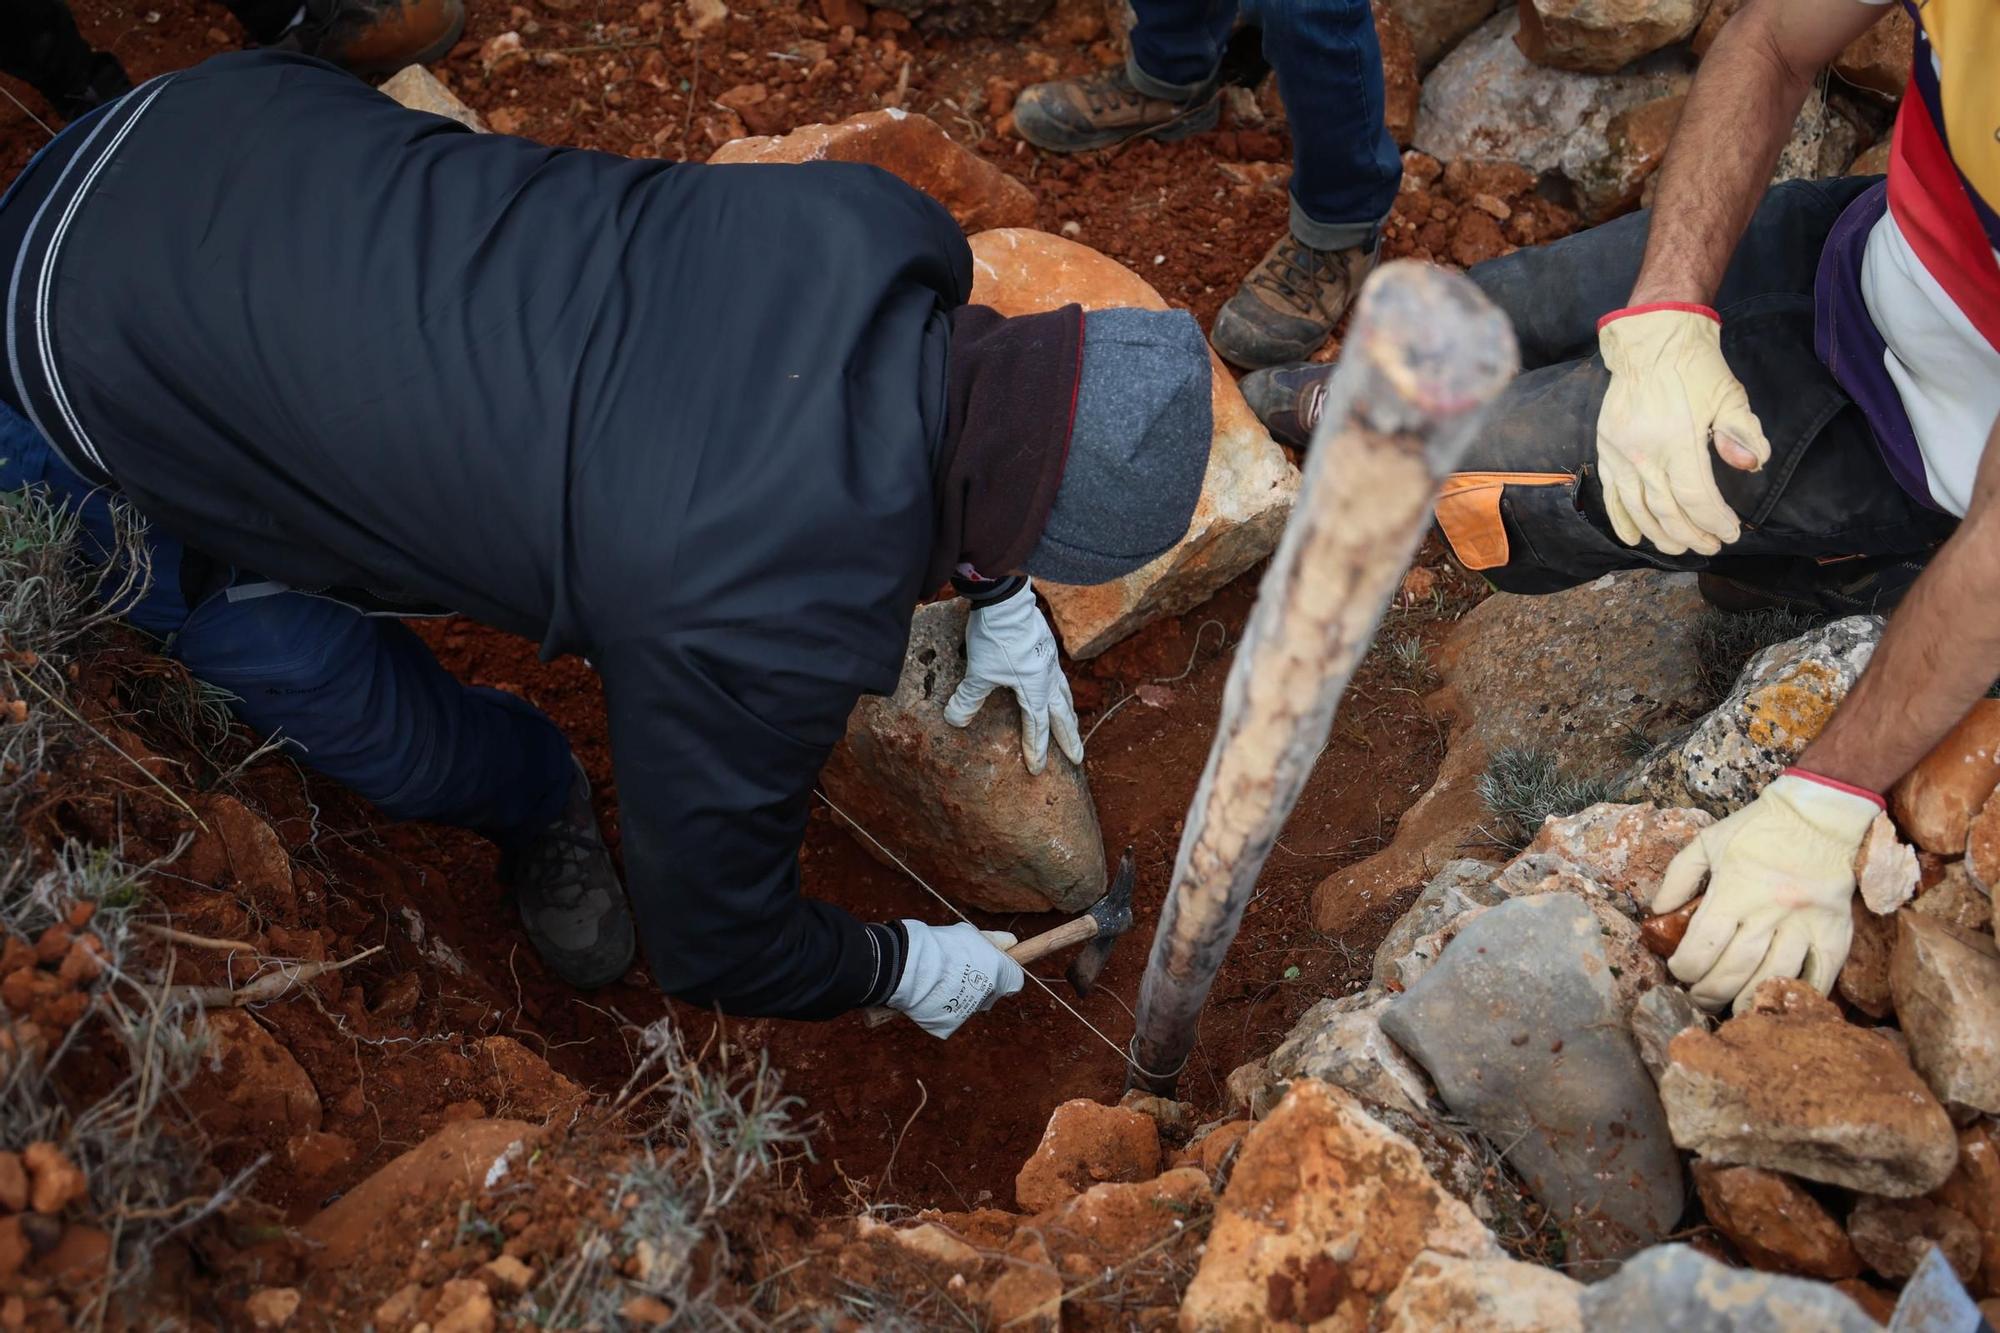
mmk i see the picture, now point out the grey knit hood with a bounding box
[1023,307,1213,586]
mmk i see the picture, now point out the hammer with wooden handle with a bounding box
[863,848,1137,1029]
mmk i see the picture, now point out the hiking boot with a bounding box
[1012,64,1221,154]
[1211,233,1378,369]
[276,0,466,75]
[498,762,636,990]
[1240,361,1335,450]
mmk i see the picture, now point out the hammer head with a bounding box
[1066,847,1137,997]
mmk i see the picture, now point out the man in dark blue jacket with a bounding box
[0,52,1214,1037]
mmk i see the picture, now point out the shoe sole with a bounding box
[1210,303,1331,371]
[345,7,467,76]
[1015,97,1221,154]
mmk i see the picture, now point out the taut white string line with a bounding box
[813,788,1187,1084]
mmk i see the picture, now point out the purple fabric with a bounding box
[1813,180,1944,512]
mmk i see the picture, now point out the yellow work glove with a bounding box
[1652,769,1882,1014]
[1596,304,1772,556]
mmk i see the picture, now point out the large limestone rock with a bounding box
[1691,1162,1860,1280]
[379,65,488,131]
[1658,981,1959,1196]
[1179,1079,1498,1331]
[1381,894,1683,1262]
[1627,616,1883,817]
[1934,1123,2000,1298]
[1889,700,2000,856]
[1369,859,1504,990]
[870,0,1052,35]
[1414,14,1692,192]
[1521,801,1711,917]
[1377,1251,1583,1331]
[1631,984,1708,1080]
[1848,1194,1983,1283]
[1577,1244,1878,1332]
[1387,0,1510,69]
[820,599,1106,913]
[1261,992,1435,1120]
[967,229,1299,659]
[1315,570,1708,934]
[1515,0,1707,75]
[709,110,1035,233]
[1890,912,2000,1116]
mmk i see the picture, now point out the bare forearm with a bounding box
[1629,10,1819,305]
[1802,419,2000,791]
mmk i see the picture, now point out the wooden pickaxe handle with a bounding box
[861,914,1101,1029]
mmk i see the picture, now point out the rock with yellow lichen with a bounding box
[1623,617,1882,817]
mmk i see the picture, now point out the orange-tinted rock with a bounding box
[1528,802,1711,917]
[1834,5,1913,103]
[304,1120,535,1268]
[1573,92,1684,224]
[1933,1123,2000,1297]
[1692,1162,1859,1279]
[1966,788,2000,896]
[981,1232,1060,1331]
[285,1130,357,1186]
[709,110,1035,233]
[1890,701,2000,855]
[186,1010,323,1141]
[1015,1099,1161,1212]
[473,1036,583,1120]
[1378,1251,1584,1331]
[1838,897,1897,1020]
[1659,988,1958,1196]
[966,228,1298,659]
[1180,1079,1496,1331]
[20,1144,84,1216]
[1378,5,1420,148]
[0,1217,25,1278]
[1849,139,1892,177]
[1039,1166,1212,1264]
[190,793,298,918]
[1913,861,1994,934]
[1849,1195,1982,1282]
[1835,1278,1899,1324]
[30,1221,108,1278]
[0,1153,26,1214]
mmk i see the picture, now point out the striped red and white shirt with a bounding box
[1816,0,2000,516]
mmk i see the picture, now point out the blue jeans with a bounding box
[0,403,574,842]
[1127,0,1401,248]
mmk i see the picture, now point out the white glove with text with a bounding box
[1652,769,1880,1013]
[944,579,1084,775]
[887,920,1025,1039]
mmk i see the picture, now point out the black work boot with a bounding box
[271,0,466,75]
[498,762,636,990]
[1240,361,1335,450]
[1211,233,1378,369]
[1012,63,1221,153]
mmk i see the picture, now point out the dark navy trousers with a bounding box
[0,402,574,842]
[1126,0,1402,249]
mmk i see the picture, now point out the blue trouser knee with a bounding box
[1126,0,1401,248]
[0,404,573,841]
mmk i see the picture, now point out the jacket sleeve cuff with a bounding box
[861,920,908,1007]
[952,572,1028,608]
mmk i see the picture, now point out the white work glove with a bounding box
[1596,304,1772,557]
[943,579,1083,776]
[886,920,1025,1039]
[1652,770,1881,1014]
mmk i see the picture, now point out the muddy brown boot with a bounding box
[498,761,637,990]
[275,0,466,75]
[1013,63,1221,153]
[1210,233,1378,370]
